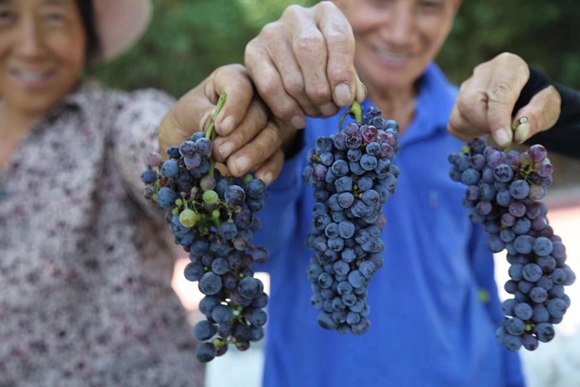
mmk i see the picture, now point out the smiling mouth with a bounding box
[9,69,56,86]
[375,49,411,63]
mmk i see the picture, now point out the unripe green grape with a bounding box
[203,190,219,205]
[180,209,197,227]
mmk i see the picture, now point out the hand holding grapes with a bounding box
[158,64,296,185]
[448,53,561,147]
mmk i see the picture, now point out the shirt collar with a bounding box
[33,79,105,127]
[361,62,457,146]
[61,79,104,111]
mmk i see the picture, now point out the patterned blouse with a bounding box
[0,81,204,387]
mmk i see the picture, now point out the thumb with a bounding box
[513,85,562,144]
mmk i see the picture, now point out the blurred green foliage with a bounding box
[90,0,580,97]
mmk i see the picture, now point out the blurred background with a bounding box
[88,0,580,386]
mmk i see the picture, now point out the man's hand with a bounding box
[245,1,367,129]
[158,64,296,185]
[448,52,561,146]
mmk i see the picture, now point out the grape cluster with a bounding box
[303,103,400,334]
[141,94,270,362]
[449,138,576,351]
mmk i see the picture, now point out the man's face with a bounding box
[335,0,460,91]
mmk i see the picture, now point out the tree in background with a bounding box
[90,0,580,98]
[89,0,313,97]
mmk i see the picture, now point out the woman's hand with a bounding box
[158,64,296,185]
[448,52,561,146]
[244,1,367,129]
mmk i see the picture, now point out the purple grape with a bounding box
[528,144,548,163]
[333,132,347,150]
[224,185,245,205]
[509,202,527,218]
[509,180,530,200]
[147,152,163,167]
[462,168,481,185]
[494,164,514,183]
[179,140,198,157]
[522,334,539,351]
[536,162,553,178]
[195,138,213,155]
[530,287,548,303]
[361,125,379,143]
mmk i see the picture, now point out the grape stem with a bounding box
[338,102,363,131]
[205,92,228,177]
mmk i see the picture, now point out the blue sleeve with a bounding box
[468,224,527,387]
[251,148,305,274]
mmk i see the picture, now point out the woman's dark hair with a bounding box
[76,0,101,65]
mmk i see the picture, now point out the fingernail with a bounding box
[219,116,235,136]
[218,142,235,159]
[515,123,530,144]
[290,115,306,129]
[334,83,353,107]
[320,102,336,116]
[357,81,368,103]
[263,172,273,186]
[494,128,511,147]
[234,156,250,175]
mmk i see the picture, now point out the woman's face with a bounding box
[335,0,460,92]
[0,0,87,115]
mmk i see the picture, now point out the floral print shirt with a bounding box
[0,81,204,387]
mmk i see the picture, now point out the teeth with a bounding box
[376,50,408,61]
[16,72,48,81]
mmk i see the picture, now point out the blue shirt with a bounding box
[253,63,525,387]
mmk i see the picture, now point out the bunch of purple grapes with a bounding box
[303,105,400,334]
[449,138,576,351]
[142,130,269,362]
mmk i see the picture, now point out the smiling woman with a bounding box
[0,0,291,385]
[0,1,203,385]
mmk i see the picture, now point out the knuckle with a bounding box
[472,62,487,76]
[283,5,305,19]
[262,125,282,148]
[283,77,305,98]
[496,52,515,64]
[294,33,325,55]
[306,85,332,104]
[496,52,523,68]
[256,73,279,98]
[489,81,514,101]
[244,40,260,64]
[317,1,337,12]
[226,63,245,73]
[325,28,354,52]
[250,100,269,128]
[459,78,471,93]
[272,104,297,122]
[456,91,477,115]
[260,22,279,39]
